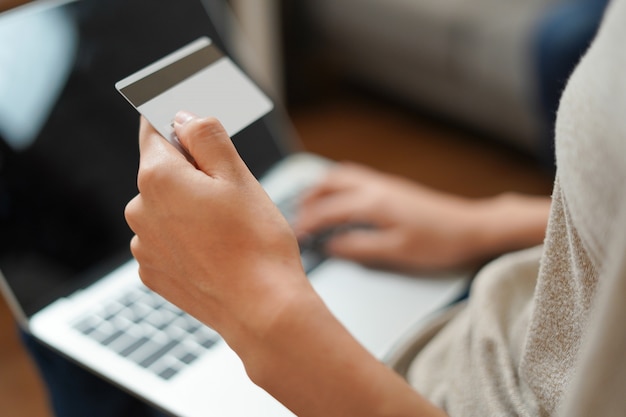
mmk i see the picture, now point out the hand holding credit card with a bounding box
[115,37,273,155]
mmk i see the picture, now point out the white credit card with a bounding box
[115,37,273,152]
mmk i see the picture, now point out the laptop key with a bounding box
[138,340,179,368]
[192,327,220,349]
[178,351,198,364]
[158,367,179,380]
[70,284,221,378]
[73,315,101,335]
[145,309,178,330]
[118,336,151,357]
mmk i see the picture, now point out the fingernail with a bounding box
[174,110,196,126]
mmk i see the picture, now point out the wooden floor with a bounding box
[0,87,554,417]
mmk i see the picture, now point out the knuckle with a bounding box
[136,161,167,193]
[129,235,139,255]
[129,235,143,260]
[136,266,153,289]
[189,116,225,139]
[130,243,156,290]
[136,164,154,188]
[197,116,223,131]
[124,197,139,224]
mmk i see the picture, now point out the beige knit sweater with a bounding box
[391,1,626,415]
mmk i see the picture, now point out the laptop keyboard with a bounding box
[72,285,219,380]
[276,190,327,273]
[71,189,326,381]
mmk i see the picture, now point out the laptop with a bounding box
[0,0,469,416]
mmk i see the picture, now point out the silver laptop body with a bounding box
[0,1,469,415]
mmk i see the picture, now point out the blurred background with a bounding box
[0,0,607,415]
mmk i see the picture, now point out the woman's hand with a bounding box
[124,114,448,417]
[124,113,308,345]
[294,162,550,271]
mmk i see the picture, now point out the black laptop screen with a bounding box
[0,0,289,317]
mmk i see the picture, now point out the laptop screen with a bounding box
[0,0,290,317]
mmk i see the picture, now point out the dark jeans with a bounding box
[533,0,609,168]
[21,330,169,417]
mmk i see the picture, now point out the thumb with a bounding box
[174,111,248,178]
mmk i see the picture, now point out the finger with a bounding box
[299,162,370,205]
[138,117,185,163]
[137,117,191,195]
[324,229,398,264]
[124,195,142,235]
[295,192,377,237]
[129,234,141,263]
[173,112,250,179]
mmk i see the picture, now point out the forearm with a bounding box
[129,117,447,415]
[467,193,551,260]
[229,281,446,417]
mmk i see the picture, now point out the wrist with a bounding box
[232,283,447,417]
[466,193,550,260]
[221,263,312,353]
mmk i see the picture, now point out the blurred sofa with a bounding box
[283,0,608,162]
